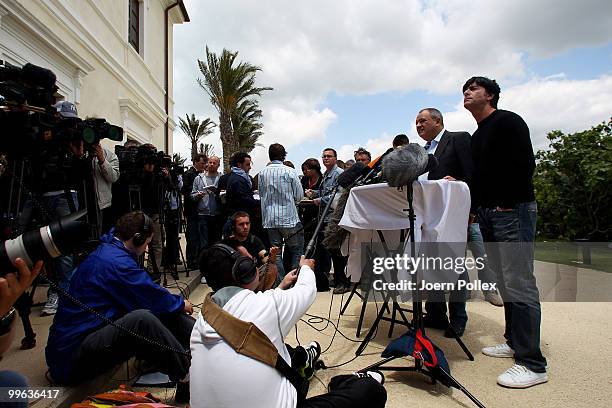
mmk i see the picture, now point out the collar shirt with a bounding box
[317,164,343,222]
[419,128,444,181]
[258,161,304,228]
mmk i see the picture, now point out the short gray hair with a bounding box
[419,108,444,126]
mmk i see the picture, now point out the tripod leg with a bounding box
[445,323,475,361]
[340,283,359,315]
[14,292,36,350]
[355,291,392,356]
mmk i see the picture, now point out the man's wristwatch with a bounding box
[0,307,17,336]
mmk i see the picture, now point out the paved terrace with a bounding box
[2,261,611,408]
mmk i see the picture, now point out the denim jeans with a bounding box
[266,223,304,278]
[19,192,78,295]
[467,222,497,285]
[477,201,547,372]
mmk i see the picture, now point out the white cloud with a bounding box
[172,0,612,166]
[337,134,394,163]
[443,75,612,150]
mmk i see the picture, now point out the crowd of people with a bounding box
[0,75,548,408]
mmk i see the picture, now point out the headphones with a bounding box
[211,243,258,285]
[132,212,153,247]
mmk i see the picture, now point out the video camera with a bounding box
[0,61,123,156]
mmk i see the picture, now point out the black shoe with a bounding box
[174,381,189,404]
[317,285,330,292]
[333,284,351,295]
[423,316,449,330]
[444,322,466,338]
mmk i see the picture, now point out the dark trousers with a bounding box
[315,226,350,288]
[425,269,469,327]
[477,202,546,372]
[197,214,222,252]
[164,209,180,266]
[71,310,195,383]
[185,214,200,268]
[298,375,387,408]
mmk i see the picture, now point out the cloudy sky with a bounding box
[172,0,612,173]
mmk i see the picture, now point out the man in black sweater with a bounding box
[463,76,547,389]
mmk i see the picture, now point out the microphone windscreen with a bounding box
[382,143,437,187]
[21,63,56,90]
[337,161,367,188]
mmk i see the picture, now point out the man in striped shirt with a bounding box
[258,143,304,279]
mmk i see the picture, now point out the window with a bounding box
[128,0,140,53]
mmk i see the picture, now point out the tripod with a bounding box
[358,183,485,408]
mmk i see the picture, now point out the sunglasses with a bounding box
[322,155,335,158]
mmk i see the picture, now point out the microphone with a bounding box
[337,161,367,188]
[382,143,438,187]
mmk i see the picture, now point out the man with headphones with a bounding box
[190,245,387,408]
[222,211,270,265]
[46,211,195,402]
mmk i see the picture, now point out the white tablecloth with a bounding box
[338,180,470,282]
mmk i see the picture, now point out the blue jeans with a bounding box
[19,192,78,295]
[266,223,304,279]
[477,201,547,372]
[467,222,497,285]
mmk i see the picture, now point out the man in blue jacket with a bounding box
[46,211,194,395]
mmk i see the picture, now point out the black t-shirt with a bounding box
[222,234,267,261]
[471,109,536,208]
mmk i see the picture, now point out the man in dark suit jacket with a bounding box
[416,107,473,337]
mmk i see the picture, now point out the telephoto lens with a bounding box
[0,209,89,275]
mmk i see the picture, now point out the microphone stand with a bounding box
[304,185,338,259]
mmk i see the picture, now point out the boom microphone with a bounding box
[382,143,438,187]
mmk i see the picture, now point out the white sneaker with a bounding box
[497,364,548,388]
[41,292,59,316]
[482,343,514,358]
[200,276,207,284]
[353,371,385,385]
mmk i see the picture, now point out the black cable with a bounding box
[38,272,190,357]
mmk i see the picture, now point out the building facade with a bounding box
[0,0,188,152]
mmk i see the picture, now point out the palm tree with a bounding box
[197,46,272,171]
[178,113,216,162]
[233,100,264,153]
[172,153,186,168]
[198,142,215,157]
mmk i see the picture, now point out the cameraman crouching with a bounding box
[45,211,194,402]
[191,247,387,408]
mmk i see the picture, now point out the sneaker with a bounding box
[41,292,59,316]
[354,370,385,385]
[302,341,321,380]
[497,364,548,388]
[482,343,515,358]
[484,290,504,307]
[200,276,207,284]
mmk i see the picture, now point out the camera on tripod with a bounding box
[1,61,124,157]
